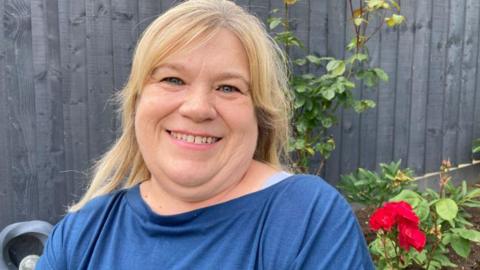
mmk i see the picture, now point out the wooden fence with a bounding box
[0,0,479,228]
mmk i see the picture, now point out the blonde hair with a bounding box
[69,0,291,212]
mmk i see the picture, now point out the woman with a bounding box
[36,0,374,269]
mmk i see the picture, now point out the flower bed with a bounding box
[356,205,480,269]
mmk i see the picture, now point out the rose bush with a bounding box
[369,201,426,269]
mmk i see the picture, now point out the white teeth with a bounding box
[170,131,218,145]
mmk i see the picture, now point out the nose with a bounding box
[178,85,217,122]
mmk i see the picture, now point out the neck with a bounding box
[140,161,278,215]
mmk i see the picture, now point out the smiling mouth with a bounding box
[167,130,221,145]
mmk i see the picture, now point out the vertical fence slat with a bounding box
[406,0,431,175]
[425,0,448,173]
[160,0,178,12]
[31,0,66,223]
[138,0,161,32]
[0,0,13,229]
[474,12,480,156]
[288,0,309,56]
[340,6,360,176]
[63,0,90,198]
[456,0,480,164]
[309,0,327,57]
[442,0,465,165]
[86,0,116,163]
[359,14,380,171]
[393,0,415,165]
[309,0,327,176]
[376,27,398,166]
[5,0,38,222]
[235,0,249,9]
[112,0,138,136]
[324,0,346,184]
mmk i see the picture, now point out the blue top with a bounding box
[36,175,374,270]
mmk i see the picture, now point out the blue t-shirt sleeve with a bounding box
[282,177,375,270]
[292,197,374,269]
[36,216,69,269]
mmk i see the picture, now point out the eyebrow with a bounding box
[153,63,251,88]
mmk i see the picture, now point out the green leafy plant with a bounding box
[338,160,415,207]
[356,160,480,269]
[269,0,404,173]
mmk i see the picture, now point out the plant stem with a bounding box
[425,214,440,269]
[381,233,394,269]
[393,242,401,268]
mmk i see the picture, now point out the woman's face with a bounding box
[135,28,258,202]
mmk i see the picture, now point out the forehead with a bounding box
[157,28,250,79]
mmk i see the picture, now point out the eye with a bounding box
[216,85,240,94]
[161,77,184,85]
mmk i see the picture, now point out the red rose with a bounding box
[369,206,396,231]
[386,201,419,226]
[397,222,426,252]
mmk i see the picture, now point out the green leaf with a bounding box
[295,84,307,93]
[322,89,335,100]
[294,96,305,108]
[346,39,357,51]
[294,58,307,66]
[465,188,480,199]
[433,254,457,268]
[450,235,471,258]
[306,55,322,65]
[349,53,368,64]
[390,190,421,204]
[321,117,333,128]
[331,62,346,76]
[473,138,480,153]
[384,14,405,27]
[435,198,458,221]
[326,60,345,76]
[451,228,480,242]
[354,17,365,26]
[373,68,389,81]
[269,17,282,30]
[305,147,315,155]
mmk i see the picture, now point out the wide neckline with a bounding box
[126,173,295,225]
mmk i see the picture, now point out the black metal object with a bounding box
[0,221,52,270]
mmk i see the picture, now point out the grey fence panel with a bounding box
[443,0,465,165]
[376,25,398,167]
[457,0,480,165]
[1,0,480,228]
[359,14,380,171]
[4,0,39,228]
[31,0,66,223]
[340,4,360,176]
[407,0,431,175]
[393,0,415,168]
[324,0,347,183]
[0,0,12,231]
[60,0,91,203]
[86,0,116,164]
[425,0,448,174]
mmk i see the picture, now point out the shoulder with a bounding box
[36,189,130,269]
[269,174,350,212]
[262,174,374,269]
[63,189,128,229]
